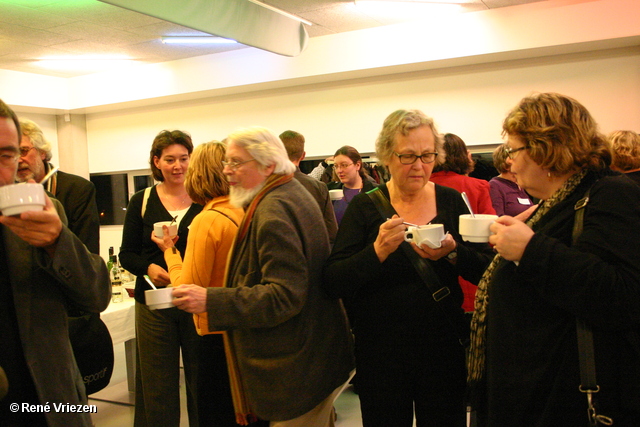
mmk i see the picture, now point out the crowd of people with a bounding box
[1,91,640,427]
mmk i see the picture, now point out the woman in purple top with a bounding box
[327,145,377,223]
[489,143,534,216]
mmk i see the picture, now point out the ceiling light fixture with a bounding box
[161,36,238,45]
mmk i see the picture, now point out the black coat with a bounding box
[483,170,640,426]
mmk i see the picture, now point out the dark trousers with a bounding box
[355,340,466,427]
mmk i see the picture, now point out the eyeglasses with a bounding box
[505,145,530,160]
[19,146,36,157]
[393,152,438,165]
[334,163,354,170]
[222,158,256,171]
[0,151,19,168]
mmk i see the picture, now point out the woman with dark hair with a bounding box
[328,145,377,223]
[430,133,495,215]
[119,130,203,427]
[468,93,640,426]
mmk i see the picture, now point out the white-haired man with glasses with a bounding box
[171,126,354,427]
[0,99,110,426]
[17,118,100,254]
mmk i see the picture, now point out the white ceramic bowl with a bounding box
[459,214,499,242]
[154,221,178,238]
[329,189,344,201]
[0,183,46,216]
[145,287,174,310]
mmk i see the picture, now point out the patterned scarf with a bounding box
[222,172,293,425]
[467,169,587,386]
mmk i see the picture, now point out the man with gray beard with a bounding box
[171,126,354,427]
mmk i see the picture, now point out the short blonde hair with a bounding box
[185,141,229,205]
[375,109,445,166]
[608,130,640,171]
[502,92,610,175]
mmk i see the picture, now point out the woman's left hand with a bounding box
[150,226,179,252]
[171,284,207,314]
[489,215,534,262]
[412,233,457,261]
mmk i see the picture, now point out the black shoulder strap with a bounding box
[572,187,613,426]
[367,187,469,346]
[210,208,239,227]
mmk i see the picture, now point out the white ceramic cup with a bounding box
[459,214,499,242]
[144,287,174,310]
[329,189,344,201]
[0,183,46,216]
[154,221,178,238]
[404,224,445,249]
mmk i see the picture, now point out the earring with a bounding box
[547,172,552,178]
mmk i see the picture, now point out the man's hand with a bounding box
[172,284,207,314]
[0,195,62,257]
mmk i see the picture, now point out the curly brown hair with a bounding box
[608,130,640,171]
[502,92,611,176]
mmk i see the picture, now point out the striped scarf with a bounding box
[467,169,587,387]
[223,172,293,425]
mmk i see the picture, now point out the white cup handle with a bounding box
[404,231,413,243]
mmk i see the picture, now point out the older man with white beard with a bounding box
[171,127,354,427]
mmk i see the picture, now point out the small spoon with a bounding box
[386,218,419,227]
[143,275,158,290]
[39,166,59,185]
[461,192,475,218]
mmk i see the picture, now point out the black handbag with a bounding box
[68,312,114,395]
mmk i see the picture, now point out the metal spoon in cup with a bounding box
[461,192,475,218]
[386,217,419,228]
[143,274,158,290]
[39,166,59,185]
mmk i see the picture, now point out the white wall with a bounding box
[86,47,640,175]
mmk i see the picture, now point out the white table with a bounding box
[95,296,136,403]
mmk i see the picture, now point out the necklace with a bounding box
[159,184,189,211]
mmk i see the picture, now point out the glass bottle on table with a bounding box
[110,254,123,303]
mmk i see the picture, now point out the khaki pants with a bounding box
[270,372,354,427]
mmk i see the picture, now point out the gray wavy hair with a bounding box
[19,119,53,162]
[227,126,296,175]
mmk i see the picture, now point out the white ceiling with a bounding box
[0,0,550,78]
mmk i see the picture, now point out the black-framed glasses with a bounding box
[19,146,36,157]
[393,152,438,165]
[505,145,530,160]
[0,151,19,168]
[222,158,256,171]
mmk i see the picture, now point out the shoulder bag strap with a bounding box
[210,208,239,228]
[141,186,152,219]
[367,187,469,346]
[572,187,613,426]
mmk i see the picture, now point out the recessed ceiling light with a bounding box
[161,36,238,45]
